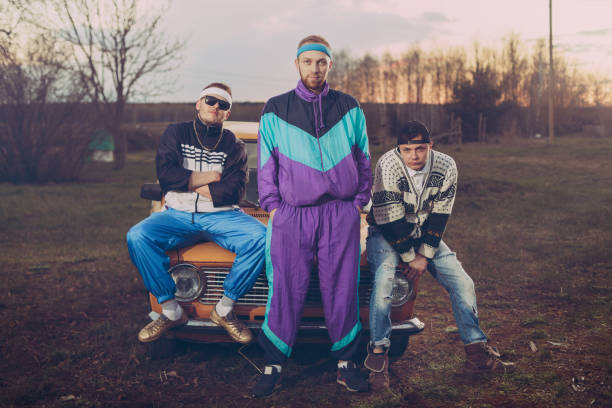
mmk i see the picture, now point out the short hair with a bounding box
[297,35,331,50]
[203,82,232,97]
[397,121,431,145]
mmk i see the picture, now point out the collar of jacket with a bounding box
[295,80,329,136]
[194,115,223,140]
[295,79,329,101]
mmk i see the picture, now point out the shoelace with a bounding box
[145,316,167,333]
[484,344,501,358]
[224,312,246,330]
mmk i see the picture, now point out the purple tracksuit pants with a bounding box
[259,199,363,364]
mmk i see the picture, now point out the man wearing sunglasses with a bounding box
[127,83,266,345]
[253,35,372,397]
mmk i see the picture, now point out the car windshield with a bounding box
[244,140,259,206]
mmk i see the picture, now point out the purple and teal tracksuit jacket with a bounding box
[257,81,372,363]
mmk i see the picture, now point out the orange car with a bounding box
[139,121,424,358]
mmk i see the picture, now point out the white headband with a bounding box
[198,87,232,108]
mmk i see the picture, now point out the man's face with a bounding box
[195,93,231,125]
[295,48,332,92]
[398,136,432,171]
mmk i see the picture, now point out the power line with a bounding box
[179,68,295,83]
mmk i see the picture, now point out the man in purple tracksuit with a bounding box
[252,35,372,397]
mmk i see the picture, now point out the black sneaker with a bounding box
[252,365,281,398]
[337,362,369,392]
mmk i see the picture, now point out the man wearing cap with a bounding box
[364,120,514,390]
[253,35,372,397]
[127,82,266,345]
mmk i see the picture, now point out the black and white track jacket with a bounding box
[156,118,247,213]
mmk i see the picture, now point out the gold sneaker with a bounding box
[138,312,188,343]
[210,309,253,344]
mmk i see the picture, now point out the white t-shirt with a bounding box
[405,158,431,195]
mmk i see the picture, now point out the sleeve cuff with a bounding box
[353,194,369,209]
[208,182,236,207]
[417,243,436,259]
[262,199,281,213]
[399,248,416,263]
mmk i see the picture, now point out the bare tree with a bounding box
[43,0,186,169]
[427,49,444,105]
[380,53,399,103]
[353,53,378,103]
[526,39,547,134]
[328,49,349,91]
[402,48,426,105]
[591,75,612,107]
[500,34,528,104]
[0,8,94,183]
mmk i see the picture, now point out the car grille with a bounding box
[198,267,373,306]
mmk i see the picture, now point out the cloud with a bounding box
[252,10,299,34]
[557,42,595,54]
[577,27,612,36]
[423,12,451,23]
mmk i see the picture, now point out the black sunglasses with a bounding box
[204,95,231,111]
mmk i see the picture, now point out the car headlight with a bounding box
[390,275,413,307]
[169,263,205,302]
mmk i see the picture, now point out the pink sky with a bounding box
[157,0,611,102]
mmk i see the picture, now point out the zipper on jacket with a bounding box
[193,142,203,223]
[316,135,325,171]
[314,98,325,171]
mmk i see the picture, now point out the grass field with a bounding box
[0,134,611,407]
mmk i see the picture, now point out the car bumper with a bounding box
[147,312,425,343]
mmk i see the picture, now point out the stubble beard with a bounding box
[198,110,224,127]
[300,70,325,94]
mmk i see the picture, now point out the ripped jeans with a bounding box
[367,226,488,347]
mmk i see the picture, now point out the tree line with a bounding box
[1,0,610,183]
[328,35,611,142]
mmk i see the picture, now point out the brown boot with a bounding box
[364,344,390,391]
[464,342,515,374]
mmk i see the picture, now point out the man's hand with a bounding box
[397,262,411,279]
[195,185,212,199]
[188,171,221,190]
[209,171,222,183]
[406,253,428,281]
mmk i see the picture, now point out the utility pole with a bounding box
[548,0,555,143]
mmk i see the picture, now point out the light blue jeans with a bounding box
[367,226,487,347]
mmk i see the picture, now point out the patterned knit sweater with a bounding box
[370,148,457,263]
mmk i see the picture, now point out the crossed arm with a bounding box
[156,125,247,206]
[188,171,221,199]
